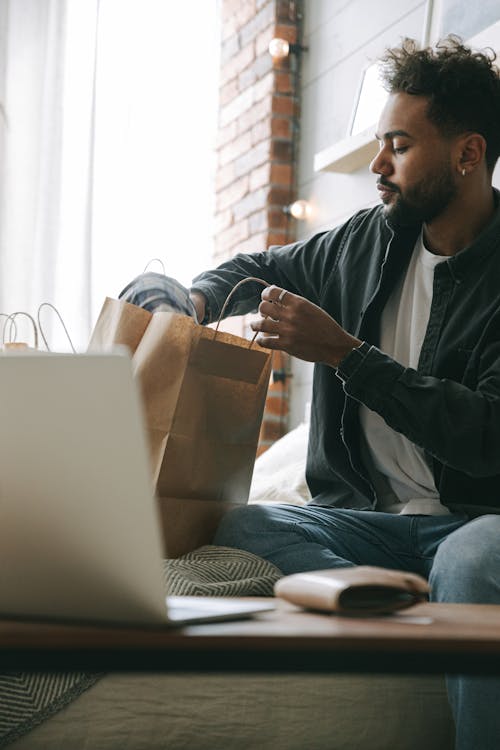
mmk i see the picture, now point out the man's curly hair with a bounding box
[378,35,500,171]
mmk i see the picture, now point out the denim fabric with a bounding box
[214,506,500,750]
[118,272,198,321]
[213,504,469,575]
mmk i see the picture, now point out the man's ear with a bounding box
[456,132,487,175]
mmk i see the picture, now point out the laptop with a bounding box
[0,350,274,626]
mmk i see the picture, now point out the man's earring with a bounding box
[462,168,467,177]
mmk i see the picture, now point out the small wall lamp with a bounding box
[268,37,308,60]
[283,199,312,220]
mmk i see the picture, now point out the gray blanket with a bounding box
[0,546,282,748]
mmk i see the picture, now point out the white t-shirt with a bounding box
[359,232,451,515]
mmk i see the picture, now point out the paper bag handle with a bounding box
[214,276,270,348]
[2,312,38,349]
[37,303,76,353]
[143,258,166,275]
[0,313,17,344]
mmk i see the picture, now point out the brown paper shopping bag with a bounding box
[88,293,272,558]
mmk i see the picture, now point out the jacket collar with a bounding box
[387,188,500,282]
[445,188,500,282]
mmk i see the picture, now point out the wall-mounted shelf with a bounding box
[313,127,378,174]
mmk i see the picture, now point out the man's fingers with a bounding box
[258,299,285,319]
[251,317,280,334]
[254,334,282,350]
[261,285,292,306]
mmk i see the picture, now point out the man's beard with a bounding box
[381,163,457,227]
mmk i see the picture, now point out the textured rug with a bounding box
[0,546,282,748]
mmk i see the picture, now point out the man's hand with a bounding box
[189,291,207,324]
[250,285,361,367]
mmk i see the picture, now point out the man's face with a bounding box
[370,92,458,226]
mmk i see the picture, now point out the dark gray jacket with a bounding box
[192,196,500,516]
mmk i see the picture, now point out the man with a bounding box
[123,37,500,750]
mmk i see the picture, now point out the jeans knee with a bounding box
[213,505,269,549]
[429,515,500,604]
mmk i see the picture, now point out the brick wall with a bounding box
[215,0,303,453]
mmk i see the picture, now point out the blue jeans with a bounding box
[214,505,500,750]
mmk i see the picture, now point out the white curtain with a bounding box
[0,0,99,350]
[90,0,218,324]
[0,0,219,351]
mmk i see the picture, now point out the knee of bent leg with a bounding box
[430,516,500,604]
[213,505,270,550]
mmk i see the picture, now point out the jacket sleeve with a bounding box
[190,218,359,323]
[343,333,500,478]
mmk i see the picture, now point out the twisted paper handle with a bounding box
[214,277,271,348]
[143,258,166,275]
[37,303,76,353]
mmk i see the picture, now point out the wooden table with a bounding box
[2,601,500,674]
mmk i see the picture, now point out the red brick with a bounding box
[268,185,293,205]
[272,94,297,116]
[260,419,285,443]
[268,207,288,230]
[271,117,292,138]
[270,162,292,185]
[271,350,289,369]
[275,71,292,94]
[274,23,298,43]
[267,231,288,246]
[271,139,293,161]
[276,0,298,22]
[267,377,287,393]
[271,55,292,77]
[264,393,289,416]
